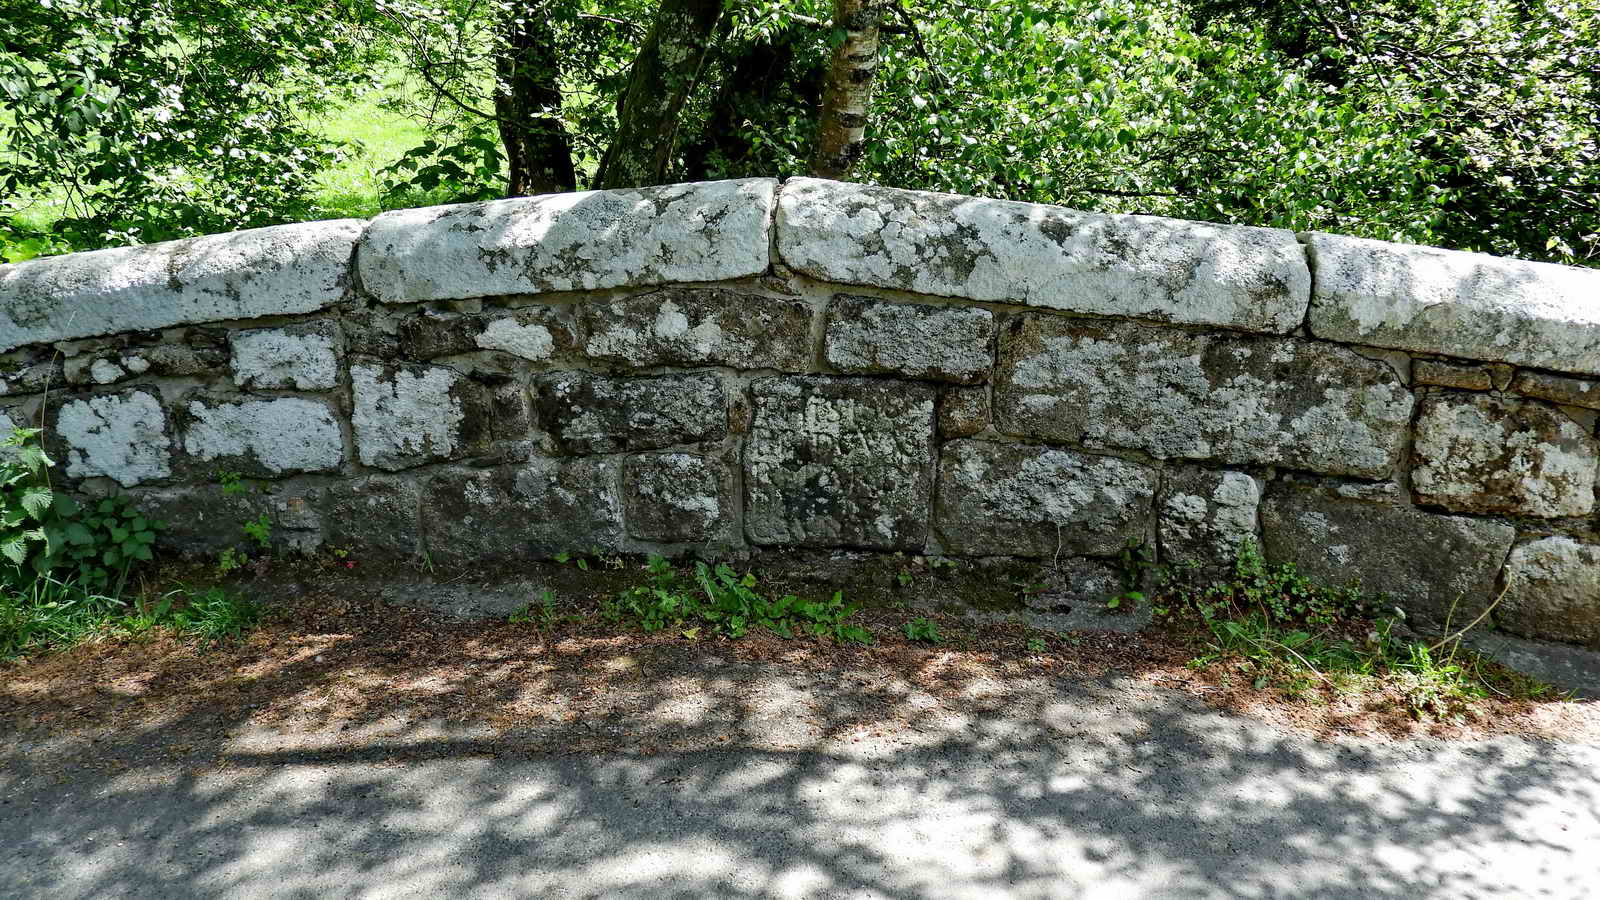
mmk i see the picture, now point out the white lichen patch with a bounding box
[0,218,364,353]
[624,453,725,543]
[996,315,1413,479]
[351,364,466,470]
[934,439,1157,557]
[1412,393,1598,518]
[55,390,172,486]
[777,178,1309,334]
[230,327,339,390]
[183,397,344,474]
[359,179,776,303]
[1307,232,1600,376]
[824,296,994,383]
[474,317,555,361]
[580,289,813,371]
[1159,468,1261,570]
[1500,537,1600,646]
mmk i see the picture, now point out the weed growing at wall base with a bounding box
[611,556,873,644]
[1164,541,1552,719]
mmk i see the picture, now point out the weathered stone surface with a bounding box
[53,390,171,486]
[421,459,621,565]
[535,372,726,454]
[823,296,993,383]
[995,315,1414,479]
[1512,370,1600,410]
[1411,394,1597,518]
[0,219,363,352]
[1307,232,1600,375]
[1465,629,1600,699]
[396,308,574,362]
[351,363,487,470]
[581,287,813,371]
[1021,557,1156,633]
[1500,537,1600,648]
[745,376,935,549]
[934,439,1156,557]
[1261,485,1515,631]
[777,178,1310,333]
[1414,359,1492,391]
[1159,467,1261,574]
[126,484,274,556]
[937,385,989,438]
[0,356,63,396]
[623,453,732,543]
[322,477,422,561]
[181,396,345,476]
[230,323,339,390]
[360,179,776,303]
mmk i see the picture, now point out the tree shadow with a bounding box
[4,637,1597,899]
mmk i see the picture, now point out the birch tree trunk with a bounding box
[593,0,724,190]
[811,0,888,179]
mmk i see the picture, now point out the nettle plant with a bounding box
[1,427,160,594]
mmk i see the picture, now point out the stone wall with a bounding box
[4,177,1600,650]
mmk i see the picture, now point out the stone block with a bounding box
[322,476,423,561]
[937,385,989,438]
[1413,359,1491,391]
[823,295,994,383]
[1261,484,1515,631]
[52,389,172,486]
[1511,370,1600,411]
[0,219,363,352]
[360,178,776,303]
[180,395,345,476]
[623,453,733,543]
[1307,232,1600,376]
[1411,393,1597,518]
[994,314,1414,479]
[1499,537,1600,648]
[933,439,1156,557]
[744,376,935,549]
[351,363,489,470]
[397,307,574,362]
[229,322,340,390]
[421,459,621,565]
[1159,467,1262,574]
[535,372,726,454]
[777,177,1310,333]
[580,287,813,370]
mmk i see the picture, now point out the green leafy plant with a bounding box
[241,513,273,551]
[903,617,943,644]
[1107,538,1155,610]
[1165,539,1541,720]
[509,590,563,627]
[614,556,872,644]
[2,427,160,595]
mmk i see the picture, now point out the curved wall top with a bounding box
[3,177,1600,654]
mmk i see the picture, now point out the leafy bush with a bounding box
[615,555,873,644]
[902,617,943,644]
[1,427,160,595]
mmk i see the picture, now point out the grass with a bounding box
[1,575,260,660]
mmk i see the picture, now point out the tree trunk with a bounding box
[593,0,724,190]
[495,4,576,196]
[810,0,887,179]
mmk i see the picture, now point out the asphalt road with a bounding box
[4,675,1598,899]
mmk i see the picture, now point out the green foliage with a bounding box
[169,586,261,644]
[902,617,943,644]
[615,555,873,644]
[1168,539,1536,719]
[2,427,160,595]
[0,0,384,249]
[1108,538,1155,609]
[1,577,258,658]
[508,590,563,627]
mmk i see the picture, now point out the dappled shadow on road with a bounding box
[5,628,1598,900]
